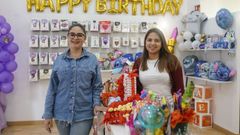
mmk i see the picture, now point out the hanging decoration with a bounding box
[26,0,183,15]
[0,15,19,94]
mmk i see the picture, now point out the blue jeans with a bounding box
[55,119,93,135]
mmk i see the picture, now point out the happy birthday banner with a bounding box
[26,0,183,15]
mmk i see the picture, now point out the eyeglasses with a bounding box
[68,32,85,39]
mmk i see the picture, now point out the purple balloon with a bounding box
[3,42,19,54]
[0,71,13,83]
[0,63,4,72]
[0,16,6,25]
[9,54,15,61]
[0,33,14,45]
[0,82,13,94]
[0,23,11,35]
[0,50,10,63]
[5,61,17,72]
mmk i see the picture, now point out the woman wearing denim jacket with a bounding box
[43,24,103,135]
[132,28,184,135]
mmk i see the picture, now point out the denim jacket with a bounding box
[43,49,103,122]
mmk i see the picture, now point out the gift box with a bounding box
[112,37,121,48]
[122,37,129,47]
[130,22,139,33]
[193,113,212,128]
[40,19,50,31]
[101,36,110,48]
[194,99,211,114]
[59,35,68,47]
[50,35,59,48]
[39,52,48,65]
[90,20,99,32]
[60,20,69,31]
[31,19,40,31]
[39,35,49,48]
[91,36,100,48]
[29,52,38,65]
[193,85,212,99]
[99,21,111,33]
[113,21,121,32]
[39,69,52,80]
[29,69,38,82]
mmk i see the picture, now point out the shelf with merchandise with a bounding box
[182,48,230,52]
[186,76,233,84]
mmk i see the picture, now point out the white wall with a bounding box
[0,0,187,121]
[201,0,240,17]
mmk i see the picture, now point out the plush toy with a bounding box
[191,33,201,49]
[194,61,209,78]
[178,31,193,51]
[208,61,236,81]
[183,55,199,76]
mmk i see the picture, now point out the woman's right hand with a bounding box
[44,119,53,133]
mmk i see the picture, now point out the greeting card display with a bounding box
[112,37,121,48]
[39,52,48,65]
[40,19,50,31]
[60,20,69,31]
[91,36,100,48]
[122,23,130,32]
[29,52,38,65]
[101,36,110,48]
[122,37,129,46]
[90,20,99,32]
[29,35,39,48]
[51,19,60,31]
[113,21,121,32]
[99,21,111,33]
[49,52,58,65]
[130,37,139,48]
[31,19,40,31]
[130,22,139,33]
[29,69,38,81]
[60,35,68,47]
[50,35,59,48]
[39,69,52,80]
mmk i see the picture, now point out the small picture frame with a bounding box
[39,52,49,65]
[60,20,69,31]
[112,37,121,48]
[130,22,139,33]
[49,52,58,65]
[90,36,100,48]
[39,69,52,80]
[131,37,139,48]
[29,52,38,65]
[39,35,49,48]
[140,22,148,32]
[101,36,110,48]
[40,19,50,31]
[29,69,38,82]
[50,35,59,48]
[122,37,129,47]
[113,21,121,32]
[51,19,60,32]
[31,19,40,31]
[59,35,68,47]
[90,20,99,32]
[29,35,39,48]
[99,21,111,33]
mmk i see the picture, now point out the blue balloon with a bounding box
[215,8,233,30]
[137,104,165,129]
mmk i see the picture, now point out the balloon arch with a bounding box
[0,15,19,94]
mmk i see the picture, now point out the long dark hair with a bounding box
[141,28,179,72]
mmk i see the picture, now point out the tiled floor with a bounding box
[1,124,227,135]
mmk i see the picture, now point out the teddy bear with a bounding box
[178,31,193,51]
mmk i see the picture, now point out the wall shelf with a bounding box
[182,48,229,52]
[186,76,233,84]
